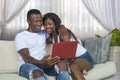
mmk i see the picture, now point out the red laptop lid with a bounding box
[51,41,78,59]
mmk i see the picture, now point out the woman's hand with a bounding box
[59,25,70,42]
[57,60,68,71]
[67,58,75,64]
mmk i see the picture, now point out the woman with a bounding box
[43,13,94,80]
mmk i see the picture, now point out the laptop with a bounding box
[51,41,78,59]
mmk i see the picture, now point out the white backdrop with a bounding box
[0,0,112,40]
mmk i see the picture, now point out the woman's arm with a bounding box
[59,25,71,42]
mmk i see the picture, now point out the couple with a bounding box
[15,9,94,80]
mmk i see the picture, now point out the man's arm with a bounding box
[18,48,60,67]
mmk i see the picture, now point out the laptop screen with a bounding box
[51,41,78,59]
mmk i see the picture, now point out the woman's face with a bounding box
[44,18,55,34]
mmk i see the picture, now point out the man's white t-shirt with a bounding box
[15,30,47,69]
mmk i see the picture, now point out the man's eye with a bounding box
[49,24,53,25]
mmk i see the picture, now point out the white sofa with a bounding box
[0,40,117,80]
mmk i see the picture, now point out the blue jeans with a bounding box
[19,63,70,80]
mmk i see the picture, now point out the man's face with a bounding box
[27,14,42,33]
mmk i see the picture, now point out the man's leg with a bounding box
[19,63,46,80]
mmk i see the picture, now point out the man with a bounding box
[15,9,70,80]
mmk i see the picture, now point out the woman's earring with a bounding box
[54,27,56,32]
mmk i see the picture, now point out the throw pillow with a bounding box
[84,34,112,64]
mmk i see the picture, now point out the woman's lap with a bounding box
[75,52,95,69]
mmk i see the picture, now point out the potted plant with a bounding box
[109,28,120,46]
[95,28,120,72]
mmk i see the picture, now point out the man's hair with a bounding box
[27,9,42,19]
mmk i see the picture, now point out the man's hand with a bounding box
[59,25,70,42]
[41,55,60,67]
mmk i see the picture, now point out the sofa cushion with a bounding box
[0,74,57,80]
[0,41,18,73]
[84,61,116,80]
[0,61,116,80]
[84,34,112,64]
[0,74,26,80]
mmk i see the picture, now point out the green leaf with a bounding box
[109,28,120,46]
[95,28,120,46]
[95,34,101,38]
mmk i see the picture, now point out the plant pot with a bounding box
[108,46,120,72]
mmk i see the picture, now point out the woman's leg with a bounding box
[70,58,91,80]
